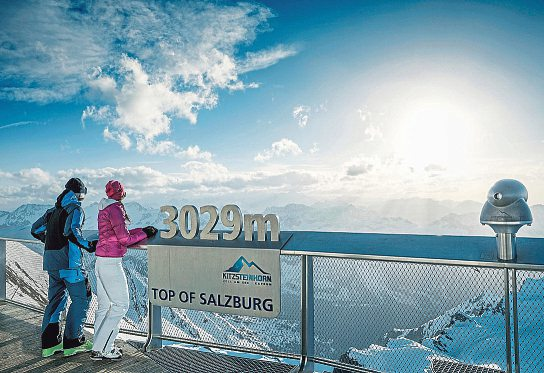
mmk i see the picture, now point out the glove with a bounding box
[86,240,98,253]
[32,232,46,244]
[142,226,158,238]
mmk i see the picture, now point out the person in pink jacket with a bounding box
[91,180,157,360]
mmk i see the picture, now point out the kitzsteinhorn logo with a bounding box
[222,256,272,286]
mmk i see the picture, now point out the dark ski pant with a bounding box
[41,270,91,349]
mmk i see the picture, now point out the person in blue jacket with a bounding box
[31,178,98,358]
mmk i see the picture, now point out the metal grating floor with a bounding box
[431,358,505,373]
[146,346,298,373]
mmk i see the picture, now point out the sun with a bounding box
[392,99,475,171]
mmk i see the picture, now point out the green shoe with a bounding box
[42,342,63,358]
[63,340,92,357]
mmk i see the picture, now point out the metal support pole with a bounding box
[504,269,512,373]
[143,301,162,352]
[0,240,6,300]
[299,255,315,373]
[512,269,520,373]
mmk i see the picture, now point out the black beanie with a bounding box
[65,178,87,194]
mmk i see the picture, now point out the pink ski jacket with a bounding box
[96,198,147,258]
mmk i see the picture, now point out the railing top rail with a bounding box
[0,237,42,244]
[2,230,543,268]
[281,231,544,268]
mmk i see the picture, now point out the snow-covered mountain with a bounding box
[265,201,543,237]
[264,203,418,234]
[1,199,542,238]
[0,202,166,238]
[337,276,544,372]
[0,203,51,228]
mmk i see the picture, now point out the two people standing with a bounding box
[32,178,157,359]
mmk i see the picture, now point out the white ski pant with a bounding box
[93,256,129,353]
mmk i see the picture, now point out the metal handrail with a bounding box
[0,237,42,244]
[2,234,542,373]
[282,249,544,270]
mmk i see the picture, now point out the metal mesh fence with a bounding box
[83,248,149,333]
[5,240,48,308]
[5,238,544,372]
[5,240,149,334]
[514,270,544,373]
[159,255,302,355]
[313,257,508,373]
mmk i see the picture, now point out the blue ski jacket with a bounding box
[31,190,93,283]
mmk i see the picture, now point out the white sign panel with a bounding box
[147,245,281,318]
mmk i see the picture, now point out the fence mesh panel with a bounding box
[159,255,302,355]
[5,238,544,372]
[313,257,508,373]
[83,248,149,333]
[515,270,544,373]
[5,240,48,308]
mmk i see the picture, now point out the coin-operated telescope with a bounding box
[480,179,533,261]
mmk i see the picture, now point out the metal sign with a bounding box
[160,204,280,242]
[148,245,281,318]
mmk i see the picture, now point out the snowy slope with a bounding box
[0,204,51,228]
[344,276,544,372]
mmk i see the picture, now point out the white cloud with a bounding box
[255,138,303,162]
[293,105,311,128]
[82,106,111,127]
[344,157,376,177]
[0,163,326,209]
[181,161,230,183]
[238,44,298,74]
[0,168,63,207]
[0,0,296,149]
[424,163,447,177]
[135,138,212,161]
[104,55,207,139]
[309,142,320,154]
[178,145,213,161]
[3,158,544,210]
[18,168,54,185]
[357,108,384,142]
[104,127,132,150]
[315,102,328,113]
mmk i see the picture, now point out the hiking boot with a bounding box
[90,347,122,360]
[63,340,93,357]
[42,341,63,358]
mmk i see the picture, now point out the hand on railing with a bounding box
[85,240,98,253]
[142,226,158,238]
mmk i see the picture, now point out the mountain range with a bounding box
[2,198,542,239]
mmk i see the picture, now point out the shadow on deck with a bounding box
[0,301,165,373]
[0,301,299,373]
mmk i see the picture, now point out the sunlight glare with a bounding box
[393,99,476,171]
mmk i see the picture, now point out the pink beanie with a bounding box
[105,180,125,201]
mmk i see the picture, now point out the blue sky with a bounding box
[1,0,543,210]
